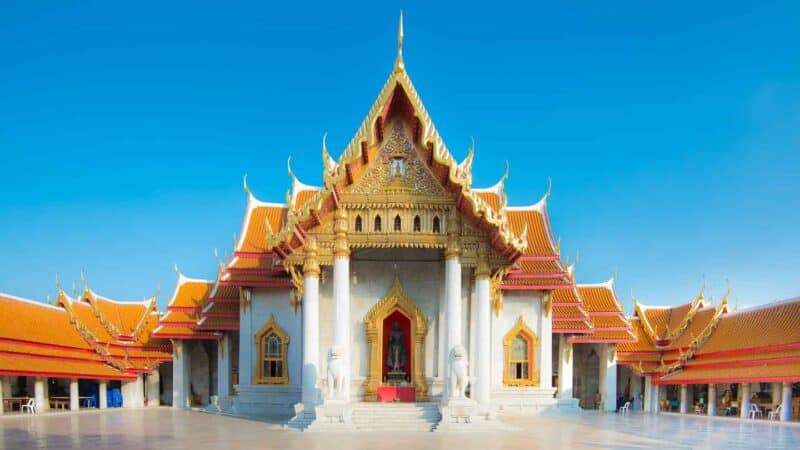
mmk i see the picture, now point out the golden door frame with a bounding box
[363,277,428,401]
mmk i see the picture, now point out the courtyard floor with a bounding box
[1,408,799,449]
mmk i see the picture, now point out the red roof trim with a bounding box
[209,297,240,304]
[233,251,274,259]
[0,368,135,381]
[500,284,573,291]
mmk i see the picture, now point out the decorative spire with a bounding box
[394,10,405,73]
[242,174,250,194]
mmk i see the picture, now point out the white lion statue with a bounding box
[449,345,469,399]
[326,345,346,400]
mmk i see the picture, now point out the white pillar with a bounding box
[679,385,689,414]
[473,263,491,408]
[781,381,792,421]
[301,240,321,410]
[557,335,574,400]
[652,382,661,413]
[600,345,617,412]
[173,340,190,409]
[99,381,107,409]
[332,249,351,400]
[122,374,144,408]
[34,377,48,412]
[217,333,232,399]
[70,379,79,411]
[146,370,160,407]
[444,254,462,400]
[0,376,4,415]
[708,384,717,416]
[540,295,553,389]
[740,383,751,418]
[238,289,253,386]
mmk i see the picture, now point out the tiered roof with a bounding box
[152,271,221,340]
[0,283,172,380]
[656,297,800,384]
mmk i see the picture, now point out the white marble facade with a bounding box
[219,248,554,416]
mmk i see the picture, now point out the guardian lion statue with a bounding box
[449,345,469,399]
[326,345,346,400]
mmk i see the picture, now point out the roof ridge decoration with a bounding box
[55,283,128,373]
[662,280,706,342]
[633,280,706,347]
[265,14,528,257]
[659,287,730,375]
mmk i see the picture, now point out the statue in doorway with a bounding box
[386,320,407,372]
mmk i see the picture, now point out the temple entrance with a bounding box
[364,277,428,402]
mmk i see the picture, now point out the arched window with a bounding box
[254,314,289,384]
[355,215,363,232]
[413,215,421,232]
[432,216,441,234]
[503,317,538,387]
[394,215,402,232]
[374,215,382,232]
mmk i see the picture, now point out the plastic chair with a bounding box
[620,401,631,414]
[21,398,37,414]
[768,404,782,421]
[749,404,762,419]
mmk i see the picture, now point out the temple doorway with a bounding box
[364,277,428,402]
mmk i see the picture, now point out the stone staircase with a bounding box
[351,402,441,432]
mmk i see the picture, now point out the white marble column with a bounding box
[122,374,144,408]
[34,377,48,412]
[146,370,160,407]
[781,381,792,421]
[679,384,689,414]
[217,333,232,399]
[540,294,553,389]
[600,345,617,412]
[557,335,574,400]
[740,383,751,418]
[652,382,661,413]
[301,239,321,410]
[238,288,253,386]
[331,209,351,400]
[173,340,190,409]
[443,250,462,400]
[473,260,491,409]
[707,384,717,416]
[0,376,4,415]
[70,379,79,411]
[99,381,107,409]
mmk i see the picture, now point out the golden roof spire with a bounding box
[394,10,405,73]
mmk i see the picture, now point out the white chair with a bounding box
[21,398,37,414]
[620,401,631,414]
[768,404,782,421]
[749,404,762,419]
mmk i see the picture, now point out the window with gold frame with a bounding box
[254,314,289,384]
[503,316,539,386]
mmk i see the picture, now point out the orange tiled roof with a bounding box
[658,361,800,384]
[693,298,800,355]
[233,191,287,254]
[507,206,558,257]
[0,293,136,379]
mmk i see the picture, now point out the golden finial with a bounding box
[243,174,250,194]
[71,281,77,297]
[174,263,181,276]
[611,269,618,283]
[55,273,63,291]
[394,10,405,73]
[500,160,510,185]
[574,250,580,266]
[232,233,238,250]
[563,255,570,267]
[631,290,639,308]
[80,270,88,289]
[545,176,553,199]
[555,236,561,253]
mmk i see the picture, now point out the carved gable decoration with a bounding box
[347,121,449,197]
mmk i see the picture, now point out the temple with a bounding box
[1,15,798,429]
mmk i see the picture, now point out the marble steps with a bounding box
[351,402,441,432]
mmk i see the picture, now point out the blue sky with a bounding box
[1,1,798,311]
